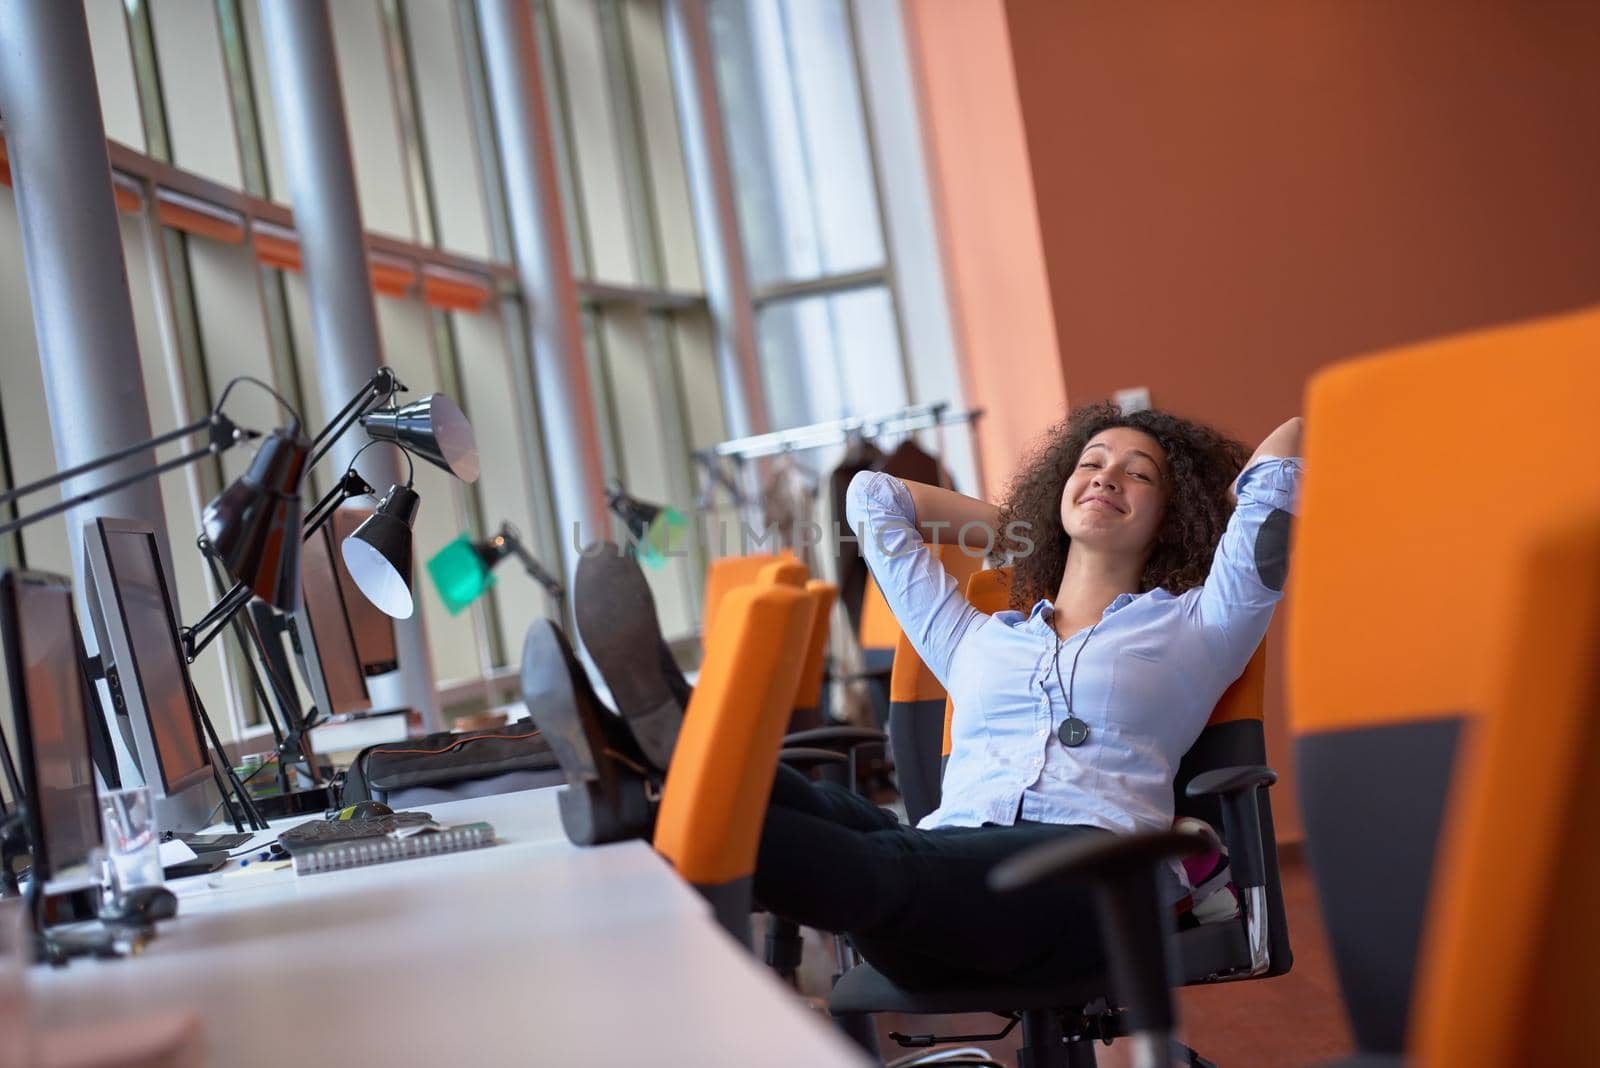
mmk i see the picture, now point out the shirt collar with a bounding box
[1029,592,1141,627]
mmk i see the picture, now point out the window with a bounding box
[1,0,967,722]
[541,0,723,636]
[707,0,911,431]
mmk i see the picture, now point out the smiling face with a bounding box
[1059,427,1171,558]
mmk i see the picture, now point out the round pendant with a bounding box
[1058,717,1090,748]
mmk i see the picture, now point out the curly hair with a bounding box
[995,403,1249,610]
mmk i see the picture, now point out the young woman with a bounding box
[752,404,1303,990]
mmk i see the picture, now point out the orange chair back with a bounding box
[793,580,837,719]
[1287,304,1600,1054]
[654,582,817,892]
[702,551,793,635]
[757,556,808,589]
[1291,306,1600,738]
[1413,510,1600,1066]
[858,573,900,652]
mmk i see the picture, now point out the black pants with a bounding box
[754,765,1110,990]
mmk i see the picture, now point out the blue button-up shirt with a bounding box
[845,457,1302,840]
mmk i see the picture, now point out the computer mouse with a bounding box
[100,885,178,927]
[332,800,395,821]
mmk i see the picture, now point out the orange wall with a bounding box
[1001,0,1600,837]
[901,0,1068,500]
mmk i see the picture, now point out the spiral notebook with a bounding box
[287,821,496,876]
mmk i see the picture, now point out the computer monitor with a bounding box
[82,518,214,832]
[291,523,370,718]
[331,506,398,677]
[0,570,104,888]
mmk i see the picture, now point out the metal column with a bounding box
[664,0,768,440]
[0,2,176,609]
[258,0,440,728]
[474,0,609,576]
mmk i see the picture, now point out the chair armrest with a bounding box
[1185,764,1276,888]
[778,747,850,772]
[989,829,1211,893]
[781,726,887,752]
[1186,765,1276,796]
[989,829,1212,1041]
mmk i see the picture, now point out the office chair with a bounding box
[653,580,818,942]
[1281,305,1600,1061]
[1409,508,1600,1067]
[789,578,839,733]
[856,574,900,727]
[828,566,1288,1067]
[701,551,789,636]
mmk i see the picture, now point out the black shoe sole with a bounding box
[574,543,684,771]
[521,619,607,784]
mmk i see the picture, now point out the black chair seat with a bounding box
[830,960,1109,1016]
[829,917,1252,1017]
[1172,915,1251,983]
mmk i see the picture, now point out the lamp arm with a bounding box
[300,468,376,540]
[500,527,566,602]
[0,416,248,538]
[306,367,403,471]
[181,579,256,663]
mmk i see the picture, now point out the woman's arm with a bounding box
[845,472,983,686]
[1230,417,1302,504]
[899,481,1001,554]
[1199,417,1304,680]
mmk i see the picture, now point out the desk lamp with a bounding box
[606,481,687,570]
[427,522,565,617]
[0,376,309,830]
[340,448,420,620]
[0,375,308,605]
[360,392,480,483]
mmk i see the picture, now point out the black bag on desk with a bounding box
[342,720,564,808]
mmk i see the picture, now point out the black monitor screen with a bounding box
[0,572,102,881]
[102,527,209,792]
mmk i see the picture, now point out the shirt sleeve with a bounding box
[844,470,982,688]
[1193,456,1303,683]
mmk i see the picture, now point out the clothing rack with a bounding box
[699,401,983,462]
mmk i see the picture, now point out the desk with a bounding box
[27,787,869,1066]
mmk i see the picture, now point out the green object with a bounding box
[427,534,494,615]
[635,506,689,570]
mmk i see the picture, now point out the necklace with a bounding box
[1050,619,1097,748]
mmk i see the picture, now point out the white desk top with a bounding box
[26,787,868,1066]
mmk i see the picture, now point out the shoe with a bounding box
[521,619,654,845]
[574,543,686,772]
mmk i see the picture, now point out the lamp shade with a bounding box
[340,485,419,619]
[201,427,310,611]
[606,485,687,571]
[360,393,479,483]
[426,533,498,616]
